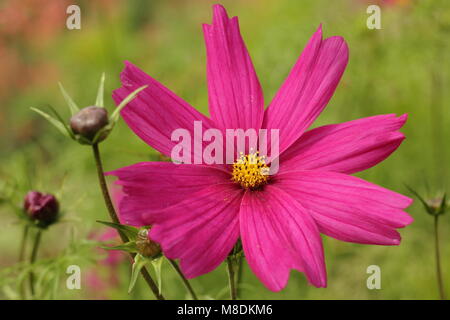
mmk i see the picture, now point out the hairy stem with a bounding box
[92,143,164,300]
[434,215,446,300]
[29,229,41,297]
[168,258,198,300]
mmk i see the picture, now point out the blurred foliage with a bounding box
[0,0,450,299]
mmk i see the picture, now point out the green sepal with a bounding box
[437,193,447,215]
[30,107,72,138]
[152,257,164,295]
[73,134,93,145]
[58,82,80,115]
[91,125,112,145]
[74,83,147,146]
[128,254,151,293]
[405,184,447,216]
[405,184,434,215]
[110,85,148,124]
[47,105,76,139]
[33,75,146,147]
[95,73,106,107]
[96,220,139,241]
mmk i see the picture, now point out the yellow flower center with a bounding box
[231,151,270,189]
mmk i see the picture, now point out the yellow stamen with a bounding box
[231,151,269,189]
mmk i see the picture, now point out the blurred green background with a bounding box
[0,0,449,299]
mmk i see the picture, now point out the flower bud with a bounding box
[426,196,447,216]
[136,229,161,258]
[70,106,109,142]
[23,191,59,227]
[427,198,442,211]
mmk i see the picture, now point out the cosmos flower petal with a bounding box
[240,185,327,291]
[149,183,244,278]
[280,114,407,174]
[106,162,230,226]
[113,61,217,158]
[203,4,264,130]
[263,26,349,155]
[276,170,413,245]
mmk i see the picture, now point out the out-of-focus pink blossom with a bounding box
[86,183,127,297]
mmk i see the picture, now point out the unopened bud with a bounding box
[136,229,161,258]
[24,191,59,227]
[426,196,447,215]
[427,198,442,211]
[70,106,109,142]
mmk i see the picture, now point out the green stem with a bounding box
[227,256,237,300]
[236,255,243,298]
[92,143,164,300]
[19,225,29,263]
[19,225,29,299]
[29,230,41,297]
[92,143,121,226]
[168,259,198,300]
[434,215,446,300]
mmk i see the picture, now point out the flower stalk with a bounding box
[29,229,42,296]
[434,215,446,300]
[19,226,29,263]
[167,258,198,300]
[92,143,164,300]
[226,241,243,300]
[236,255,243,298]
[406,186,447,300]
[226,256,238,300]
[19,225,29,299]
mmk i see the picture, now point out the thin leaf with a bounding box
[58,82,79,115]
[128,254,149,293]
[96,220,139,240]
[95,73,106,107]
[31,107,71,138]
[110,85,147,123]
[100,241,137,254]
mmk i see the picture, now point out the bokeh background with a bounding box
[0,0,449,299]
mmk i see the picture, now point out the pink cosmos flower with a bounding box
[108,5,413,291]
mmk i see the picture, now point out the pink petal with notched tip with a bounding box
[149,183,244,278]
[113,61,216,160]
[275,170,413,245]
[240,185,326,291]
[203,4,264,131]
[280,114,407,174]
[263,26,349,155]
